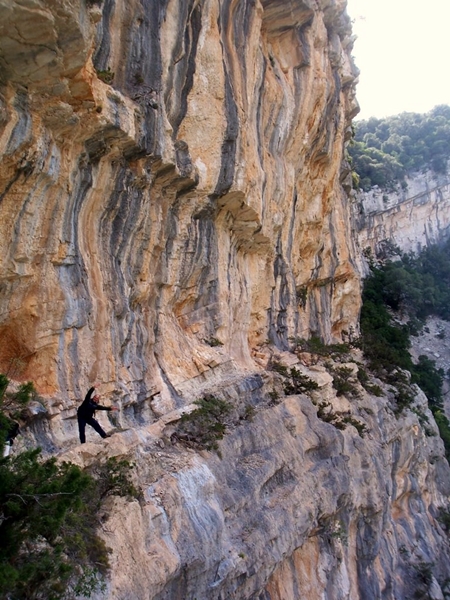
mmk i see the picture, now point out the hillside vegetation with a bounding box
[361,241,450,458]
[349,105,450,190]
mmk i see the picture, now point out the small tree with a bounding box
[0,450,103,599]
[0,451,139,599]
[283,367,319,396]
[176,395,232,452]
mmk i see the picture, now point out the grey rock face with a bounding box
[357,168,450,257]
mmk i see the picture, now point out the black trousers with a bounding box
[77,414,107,443]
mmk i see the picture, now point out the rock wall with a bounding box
[356,168,450,257]
[2,1,450,599]
[0,0,360,406]
[61,362,450,600]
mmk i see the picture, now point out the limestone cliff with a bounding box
[356,168,450,257]
[62,363,450,600]
[0,0,360,402]
[1,1,450,599]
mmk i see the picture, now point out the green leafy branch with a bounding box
[174,395,232,453]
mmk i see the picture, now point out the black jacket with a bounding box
[2,419,20,444]
[77,387,112,420]
[7,421,20,443]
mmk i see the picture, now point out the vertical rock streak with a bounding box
[0,1,356,385]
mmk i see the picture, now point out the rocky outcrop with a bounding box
[57,355,450,600]
[2,1,450,599]
[356,168,450,257]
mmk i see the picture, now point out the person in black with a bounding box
[77,386,118,444]
[2,419,20,457]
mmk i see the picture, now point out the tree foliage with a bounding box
[360,243,450,458]
[361,255,446,405]
[0,450,107,600]
[176,395,232,452]
[364,239,450,322]
[0,450,139,600]
[349,105,450,190]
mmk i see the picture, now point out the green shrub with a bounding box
[438,508,450,532]
[360,246,450,450]
[365,383,383,396]
[341,415,368,436]
[316,401,335,423]
[242,405,255,421]
[414,561,434,589]
[87,457,139,501]
[357,367,383,396]
[96,67,114,84]
[0,450,138,599]
[176,395,232,452]
[271,361,288,376]
[411,355,444,407]
[0,450,137,599]
[315,401,367,438]
[272,360,319,395]
[204,337,223,347]
[360,258,446,415]
[291,336,351,358]
[432,409,450,462]
[283,367,319,396]
[268,391,280,404]
[330,366,359,398]
[393,383,415,415]
[0,376,37,410]
[296,286,308,309]
[357,367,369,385]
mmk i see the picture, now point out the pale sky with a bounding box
[345,0,450,120]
